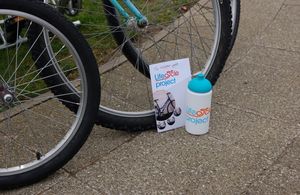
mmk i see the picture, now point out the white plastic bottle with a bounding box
[185,73,212,135]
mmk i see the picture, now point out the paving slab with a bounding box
[63,126,138,174]
[255,4,300,52]
[0,99,76,169]
[246,164,300,194]
[263,164,300,193]
[100,62,153,112]
[237,0,285,44]
[75,128,270,194]
[209,103,299,160]
[40,176,99,195]
[213,56,299,123]
[225,40,252,68]
[277,135,300,172]
[242,180,290,195]
[243,133,300,194]
[243,46,300,73]
[241,46,300,111]
[0,170,68,195]
[285,0,300,5]
[288,74,300,108]
[226,0,285,64]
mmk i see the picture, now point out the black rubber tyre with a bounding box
[227,0,240,57]
[0,0,100,188]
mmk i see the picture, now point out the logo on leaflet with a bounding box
[154,70,179,88]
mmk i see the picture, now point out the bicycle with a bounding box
[154,91,181,130]
[0,0,100,188]
[41,0,239,131]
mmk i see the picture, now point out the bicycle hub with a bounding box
[0,84,14,105]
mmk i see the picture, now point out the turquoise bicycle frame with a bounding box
[109,0,148,27]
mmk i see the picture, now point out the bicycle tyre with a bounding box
[0,0,100,188]
[227,0,240,56]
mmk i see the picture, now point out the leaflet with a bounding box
[149,58,191,132]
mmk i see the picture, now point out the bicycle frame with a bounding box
[154,93,174,117]
[109,0,148,27]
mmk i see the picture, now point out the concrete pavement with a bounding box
[3,0,300,194]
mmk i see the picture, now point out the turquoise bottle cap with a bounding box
[188,73,212,93]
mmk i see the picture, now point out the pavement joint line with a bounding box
[223,44,255,73]
[62,167,77,177]
[242,130,300,194]
[225,0,287,74]
[241,179,284,194]
[246,2,286,53]
[262,2,285,33]
[46,173,102,195]
[64,168,108,194]
[35,185,54,195]
[72,174,103,194]
[284,4,300,6]
[240,158,285,193]
[271,130,300,166]
[73,133,270,195]
[203,135,276,194]
[252,44,300,54]
[0,92,53,124]
[98,131,141,154]
[213,101,299,126]
[210,120,299,164]
[33,171,70,195]
[241,57,300,73]
[198,134,275,194]
[223,49,300,77]
[64,132,142,175]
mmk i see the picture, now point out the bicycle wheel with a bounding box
[0,0,100,188]
[45,0,232,131]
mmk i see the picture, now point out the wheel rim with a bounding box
[0,9,88,175]
[49,0,222,118]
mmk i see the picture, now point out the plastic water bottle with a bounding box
[185,73,212,135]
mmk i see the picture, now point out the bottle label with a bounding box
[185,89,212,135]
[186,107,211,125]
[149,58,191,133]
